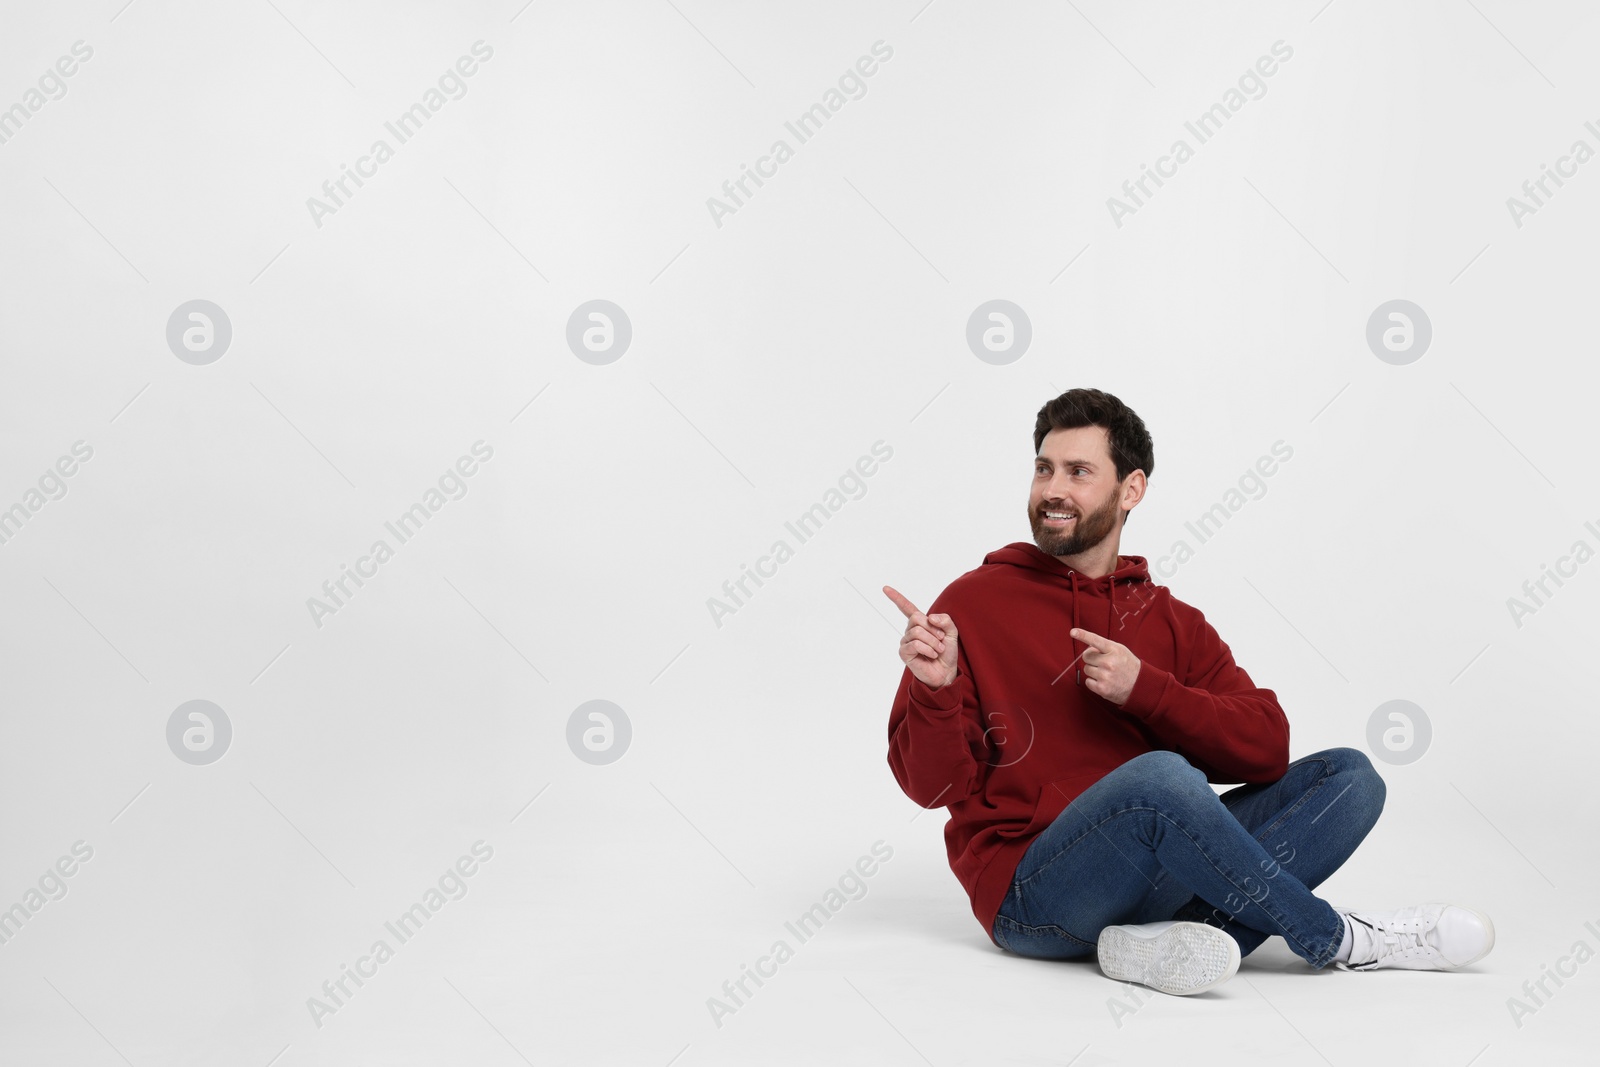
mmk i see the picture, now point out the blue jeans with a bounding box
[991,747,1385,969]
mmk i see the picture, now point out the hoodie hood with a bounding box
[982,542,1154,686]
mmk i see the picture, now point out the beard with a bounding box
[1029,483,1122,557]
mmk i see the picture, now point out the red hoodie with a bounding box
[886,542,1291,943]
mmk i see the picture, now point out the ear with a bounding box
[1121,470,1147,515]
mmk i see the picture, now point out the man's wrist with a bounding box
[1121,660,1170,717]
[910,671,963,710]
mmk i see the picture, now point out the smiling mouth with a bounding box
[1042,511,1076,526]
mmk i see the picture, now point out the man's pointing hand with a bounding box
[1070,627,1141,706]
[884,586,959,690]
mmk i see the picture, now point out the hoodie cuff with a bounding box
[1121,660,1172,719]
[909,674,965,713]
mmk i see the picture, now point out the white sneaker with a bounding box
[1335,902,1495,971]
[1096,920,1241,996]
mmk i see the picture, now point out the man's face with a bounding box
[1029,426,1127,557]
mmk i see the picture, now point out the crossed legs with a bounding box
[990,747,1386,968]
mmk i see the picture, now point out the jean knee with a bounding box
[1126,749,1194,774]
[1325,746,1386,822]
[1122,750,1209,804]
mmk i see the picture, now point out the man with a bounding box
[883,387,1493,995]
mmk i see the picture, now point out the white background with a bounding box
[1,1,1596,1064]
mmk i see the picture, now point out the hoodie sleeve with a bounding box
[1118,607,1290,782]
[887,650,990,809]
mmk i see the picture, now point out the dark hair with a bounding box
[1033,387,1155,494]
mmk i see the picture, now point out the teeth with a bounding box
[1045,512,1074,520]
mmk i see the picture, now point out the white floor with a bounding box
[2,771,1589,1067]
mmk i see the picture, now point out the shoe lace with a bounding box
[1373,925,1429,962]
[1353,908,1435,966]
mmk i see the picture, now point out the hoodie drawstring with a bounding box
[1070,573,1080,684]
[1109,577,1116,642]
[1072,565,1119,687]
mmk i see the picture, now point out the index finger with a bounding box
[1069,627,1111,650]
[882,585,922,620]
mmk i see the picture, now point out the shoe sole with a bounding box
[1097,922,1241,996]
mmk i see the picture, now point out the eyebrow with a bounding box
[1035,457,1097,468]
